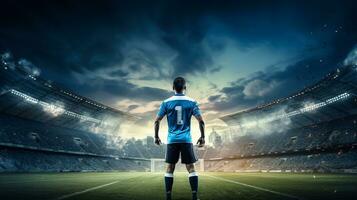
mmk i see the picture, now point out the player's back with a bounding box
[158,93,201,144]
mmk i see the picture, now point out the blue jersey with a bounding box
[157,93,201,144]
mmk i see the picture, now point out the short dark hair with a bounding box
[173,77,186,93]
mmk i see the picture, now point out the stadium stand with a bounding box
[2,52,357,173]
[205,65,357,173]
[0,54,150,172]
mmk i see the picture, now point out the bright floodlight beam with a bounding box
[10,89,101,123]
[239,92,350,128]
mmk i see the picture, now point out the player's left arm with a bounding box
[195,115,205,147]
[193,101,205,147]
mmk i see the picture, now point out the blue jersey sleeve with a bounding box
[192,101,201,117]
[157,102,166,117]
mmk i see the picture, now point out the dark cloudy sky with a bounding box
[1,0,356,137]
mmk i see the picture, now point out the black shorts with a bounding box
[165,143,197,164]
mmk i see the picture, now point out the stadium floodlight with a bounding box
[240,92,351,128]
[9,89,101,124]
[41,102,65,116]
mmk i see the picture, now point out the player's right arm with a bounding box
[154,101,166,145]
[154,115,163,145]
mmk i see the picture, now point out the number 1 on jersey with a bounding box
[175,106,184,125]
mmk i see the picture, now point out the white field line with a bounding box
[1,174,124,185]
[205,175,303,200]
[1,177,91,184]
[55,180,119,200]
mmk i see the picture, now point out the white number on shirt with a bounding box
[175,106,184,125]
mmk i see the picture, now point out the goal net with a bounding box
[150,159,205,172]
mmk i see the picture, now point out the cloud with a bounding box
[1,0,357,139]
[70,72,172,105]
[0,0,224,79]
[243,79,279,99]
[17,58,41,76]
[128,104,140,111]
[208,45,357,113]
[163,32,215,76]
[208,94,221,102]
[210,66,222,73]
[344,45,357,66]
[116,100,161,114]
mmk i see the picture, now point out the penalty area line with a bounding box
[54,180,119,200]
[205,175,303,200]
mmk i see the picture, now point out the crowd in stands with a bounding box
[121,137,165,158]
[203,115,357,172]
[0,114,151,172]
[0,114,112,155]
[203,115,357,158]
[205,151,357,172]
[0,147,148,172]
[1,112,357,173]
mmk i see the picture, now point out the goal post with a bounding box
[151,158,205,172]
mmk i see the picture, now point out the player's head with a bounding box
[173,77,186,93]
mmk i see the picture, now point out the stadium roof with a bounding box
[220,64,357,128]
[0,57,138,133]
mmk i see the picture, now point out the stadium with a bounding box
[1,52,357,200]
[205,64,357,173]
[2,0,357,199]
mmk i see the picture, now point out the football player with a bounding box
[154,77,205,200]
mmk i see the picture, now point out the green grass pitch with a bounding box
[0,172,356,200]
